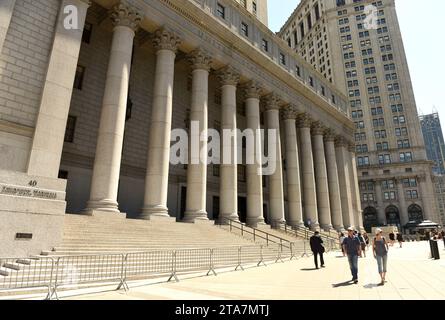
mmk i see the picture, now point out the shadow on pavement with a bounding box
[300,268,319,271]
[363,283,382,289]
[332,281,354,288]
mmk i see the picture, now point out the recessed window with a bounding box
[309,76,314,87]
[279,53,286,65]
[217,3,226,19]
[74,65,85,90]
[64,116,77,143]
[262,39,269,52]
[241,22,249,37]
[82,22,93,44]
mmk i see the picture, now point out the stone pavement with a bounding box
[64,241,445,300]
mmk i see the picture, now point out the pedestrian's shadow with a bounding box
[300,268,318,271]
[363,283,382,289]
[332,281,354,288]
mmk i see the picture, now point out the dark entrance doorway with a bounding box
[263,204,269,225]
[212,196,220,221]
[238,197,247,223]
[408,204,423,223]
[363,207,379,233]
[180,186,186,221]
[385,205,401,228]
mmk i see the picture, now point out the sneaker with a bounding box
[353,279,358,284]
[321,265,326,268]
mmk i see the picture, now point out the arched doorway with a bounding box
[386,205,401,227]
[363,207,379,233]
[408,204,423,223]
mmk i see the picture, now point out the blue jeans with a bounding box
[376,255,388,274]
[347,255,359,280]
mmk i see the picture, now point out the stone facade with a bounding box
[279,0,439,232]
[0,0,361,257]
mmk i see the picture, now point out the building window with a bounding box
[82,22,93,44]
[309,76,314,87]
[279,53,286,65]
[74,65,85,90]
[262,39,269,52]
[252,1,257,15]
[241,22,249,37]
[64,116,77,143]
[217,3,225,19]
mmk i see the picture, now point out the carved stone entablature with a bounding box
[152,28,181,53]
[217,66,240,86]
[281,105,297,120]
[324,128,337,142]
[264,93,282,112]
[243,81,263,99]
[297,113,313,128]
[311,121,326,136]
[110,2,143,31]
[188,48,212,71]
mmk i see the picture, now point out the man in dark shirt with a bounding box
[310,231,325,269]
[342,227,362,284]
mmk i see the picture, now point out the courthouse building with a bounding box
[0,0,362,256]
[279,0,439,232]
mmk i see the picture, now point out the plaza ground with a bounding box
[60,241,445,300]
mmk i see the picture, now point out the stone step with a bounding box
[16,259,32,266]
[3,263,21,271]
[0,268,10,276]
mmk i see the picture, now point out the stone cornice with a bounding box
[110,2,143,31]
[152,28,181,53]
[217,66,241,86]
[188,48,212,71]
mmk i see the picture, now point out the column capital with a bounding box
[217,66,240,86]
[324,128,337,142]
[188,48,212,71]
[264,93,282,111]
[152,28,181,53]
[297,113,312,128]
[311,121,326,136]
[243,81,263,99]
[334,136,349,148]
[281,105,297,120]
[417,174,427,183]
[348,142,356,153]
[110,3,143,31]
[79,0,92,6]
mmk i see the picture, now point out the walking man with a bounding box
[342,227,362,284]
[310,231,325,269]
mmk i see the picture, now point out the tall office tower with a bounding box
[235,0,269,26]
[279,0,439,232]
[419,113,445,175]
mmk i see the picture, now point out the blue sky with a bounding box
[268,0,445,133]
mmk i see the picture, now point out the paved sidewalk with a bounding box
[65,241,445,300]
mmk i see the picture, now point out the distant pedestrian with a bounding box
[358,232,367,257]
[342,227,362,284]
[389,231,395,246]
[339,233,346,256]
[373,228,389,286]
[310,231,325,269]
[396,233,404,248]
[363,232,370,248]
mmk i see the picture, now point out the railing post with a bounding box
[117,253,129,292]
[207,249,217,276]
[45,258,56,300]
[241,224,244,236]
[235,246,244,271]
[168,251,179,282]
[266,233,269,246]
[253,229,256,242]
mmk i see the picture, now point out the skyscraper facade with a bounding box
[279,0,439,232]
[420,113,445,175]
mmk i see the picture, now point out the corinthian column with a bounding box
[265,94,285,228]
[85,3,141,214]
[324,129,344,231]
[141,28,181,219]
[335,137,354,228]
[282,106,304,228]
[218,66,240,224]
[183,49,212,223]
[244,81,265,227]
[298,113,319,231]
[349,144,364,231]
[312,122,332,231]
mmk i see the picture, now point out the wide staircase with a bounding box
[0,214,295,298]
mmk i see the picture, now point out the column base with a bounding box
[183,210,209,223]
[321,224,334,232]
[84,199,120,214]
[270,219,285,229]
[334,225,346,233]
[287,220,305,229]
[217,214,239,225]
[246,217,266,228]
[140,205,170,220]
[309,222,321,231]
[82,209,127,219]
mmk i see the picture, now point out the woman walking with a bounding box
[373,228,389,285]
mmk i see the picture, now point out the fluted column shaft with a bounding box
[312,124,332,231]
[283,108,304,228]
[244,82,264,227]
[141,29,181,219]
[265,96,285,228]
[86,5,141,213]
[298,115,319,230]
[324,133,344,231]
[218,67,240,223]
[184,50,212,222]
[349,149,364,231]
[335,140,354,228]
[375,181,386,224]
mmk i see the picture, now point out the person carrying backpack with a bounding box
[373,228,389,286]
